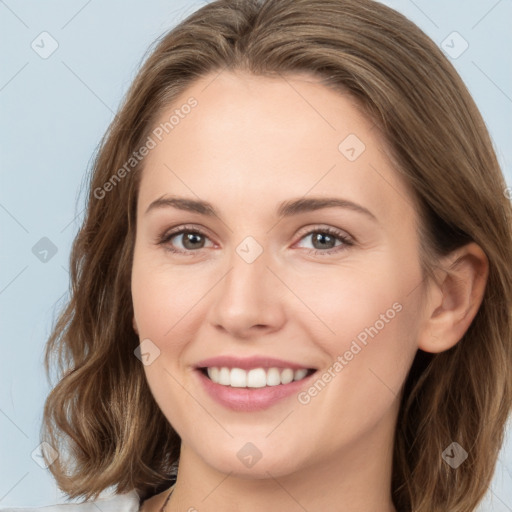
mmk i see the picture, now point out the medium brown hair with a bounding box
[42,0,512,510]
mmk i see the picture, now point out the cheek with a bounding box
[321,305,417,445]
[131,251,210,339]
[291,251,417,348]
[131,254,203,427]
[296,294,418,449]
[296,251,421,409]
[319,288,413,398]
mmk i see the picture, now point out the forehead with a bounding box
[137,70,417,228]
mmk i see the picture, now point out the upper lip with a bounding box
[195,356,316,371]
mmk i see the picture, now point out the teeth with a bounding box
[205,367,311,388]
[294,368,308,381]
[208,367,220,382]
[247,368,267,388]
[219,367,230,385]
[281,368,294,384]
[230,368,247,388]
[266,367,281,386]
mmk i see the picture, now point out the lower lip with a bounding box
[196,369,316,412]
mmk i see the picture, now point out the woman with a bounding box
[3,0,511,510]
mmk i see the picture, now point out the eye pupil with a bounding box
[313,232,335,250]
[183,232,204,250]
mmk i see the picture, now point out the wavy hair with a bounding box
[41,0,512,510]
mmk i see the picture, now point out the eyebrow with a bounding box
[145,195,377,222]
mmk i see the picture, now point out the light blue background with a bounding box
[1,0,511,509]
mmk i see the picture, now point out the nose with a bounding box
[207,244,286,339]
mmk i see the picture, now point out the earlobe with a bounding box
[132,316,139,336]
[417,242,488,354]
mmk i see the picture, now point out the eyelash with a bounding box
[156,224,354,257]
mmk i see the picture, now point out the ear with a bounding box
[132,316,139,336]
[417,242,488,353]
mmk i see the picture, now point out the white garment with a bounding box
[0,490,141,512]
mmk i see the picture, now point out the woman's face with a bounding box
[131,71,427,479]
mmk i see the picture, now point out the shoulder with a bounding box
[0,490,140,512]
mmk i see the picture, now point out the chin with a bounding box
[196,438,310,479]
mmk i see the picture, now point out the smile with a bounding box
[202,366,315,388]
[194,357,318,411]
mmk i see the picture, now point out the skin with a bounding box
[132,71,488,512]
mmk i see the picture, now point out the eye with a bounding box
[157,226,214,255]
[157,225,354,256]
[295,226,354,255]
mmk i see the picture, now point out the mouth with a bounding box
[193,355,319,411]
[198,366,317,388]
